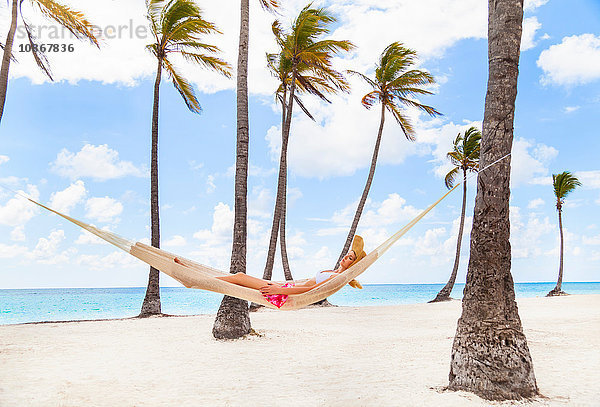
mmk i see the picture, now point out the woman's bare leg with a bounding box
[216,273,276,290]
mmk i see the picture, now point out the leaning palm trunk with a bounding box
[0,0,19,123]
[430,170,467,302]
[213,0,251,339]
[335,103,386,269]
[140,57,164,317]
[448,0,538,400]
[547,210,566,296]
[263,69,297,281]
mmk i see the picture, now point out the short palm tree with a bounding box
[335,42,441,268]
[212,0,278,340]
[0,0,99,123]
[429,126,481,303]
[140,0,231,317]
[262,5,353,282]
[547,171,581,296]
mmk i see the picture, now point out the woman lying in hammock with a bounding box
[174,235,366,308]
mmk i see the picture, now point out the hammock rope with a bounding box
[2,153,510,310]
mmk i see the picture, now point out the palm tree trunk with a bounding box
[0,0,19,124]
[213,0,251,339]
[547,209,566,296]
[263,70,297,281]
[140,57,163,317]
[335,103,386,269]
[430,169,468,303]
[279,128,292,281]
[448,0,538,400]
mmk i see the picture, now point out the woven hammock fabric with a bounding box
[24,184,458,310]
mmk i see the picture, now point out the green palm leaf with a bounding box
[553,171,582,210]
[33,0,99,46]
[162,57,201,113]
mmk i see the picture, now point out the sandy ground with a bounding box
[1,294,599,406]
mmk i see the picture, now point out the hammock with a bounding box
[20,183,459,310]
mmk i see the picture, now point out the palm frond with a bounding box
[361,91,380,109]
[20,11,53,80]
[293,94,315,121]
[387,104,415,140]
[347,69,378,90]
[179,51,232,78]
[444,167,460,189]
[394,96,440,117]
[33,0,99,46]
[162,57,201,113]
[259,0,280,13]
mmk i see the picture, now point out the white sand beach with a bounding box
[1,294,599,406]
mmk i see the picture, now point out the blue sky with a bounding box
[0,0,599,289]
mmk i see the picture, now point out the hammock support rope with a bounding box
[8,153,510,310]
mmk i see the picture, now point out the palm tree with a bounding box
[448,0,539,400]
[140,0,231,317]
[261,5,354,284]
[429,127,481,303]
[213,0,278,339]
[335,42,441,269]
[0,0,99,123]
[547,171,581,297]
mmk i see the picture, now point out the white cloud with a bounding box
[164,235,187,247]
[538,34,600,86]
[193,202,233,244]
[0,242,28,258]
[527,198,545,209]
[10,225,26,241]
[1,0,491,95]
[0,185,40,227]
[511,138,558,187]
[50,144,145,181]
[521,17,542,51]
[575,171,600,189]
[76,250,140,271]
[510,206,555,258]
[85,197,123,223]
[48,180,87,214]
[206,175,216,194]
[0,155,8,165]
[564,106,580,114]
[524,0,549,12]
[28,229,75,264]
[75,228,110,245]
[583,235,600,246]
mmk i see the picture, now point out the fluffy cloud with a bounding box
[538,34,600,86]
[193,202,233,245]
[1,0,491,95]
[75,228,110,245]
[527,198,545,209]
[575,171,600,189]
[0,242,28,258]
[0,185,40,227]
[76,250,140,271]
[10,225,26,241]
[0,155,8,165]
[524,0,549,12]
[510,206,555,258]
[583,234,600,246]
[521,17,542,51]
[164,235,187,247]
[85,197,123,223]
[48,180,87,214]
[28,229,76,264]
[50,144,145,181]
[512,138,558,187]
[564,106,580,114]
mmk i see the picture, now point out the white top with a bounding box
[315,270,337,284]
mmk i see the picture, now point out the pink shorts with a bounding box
[263,283,294,308]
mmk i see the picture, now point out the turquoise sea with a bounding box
[1,282,599,325]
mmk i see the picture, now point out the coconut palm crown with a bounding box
[444,126,482,189]
[553,171,581,212]
[146,0,232,113]
[348,42,441,140]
